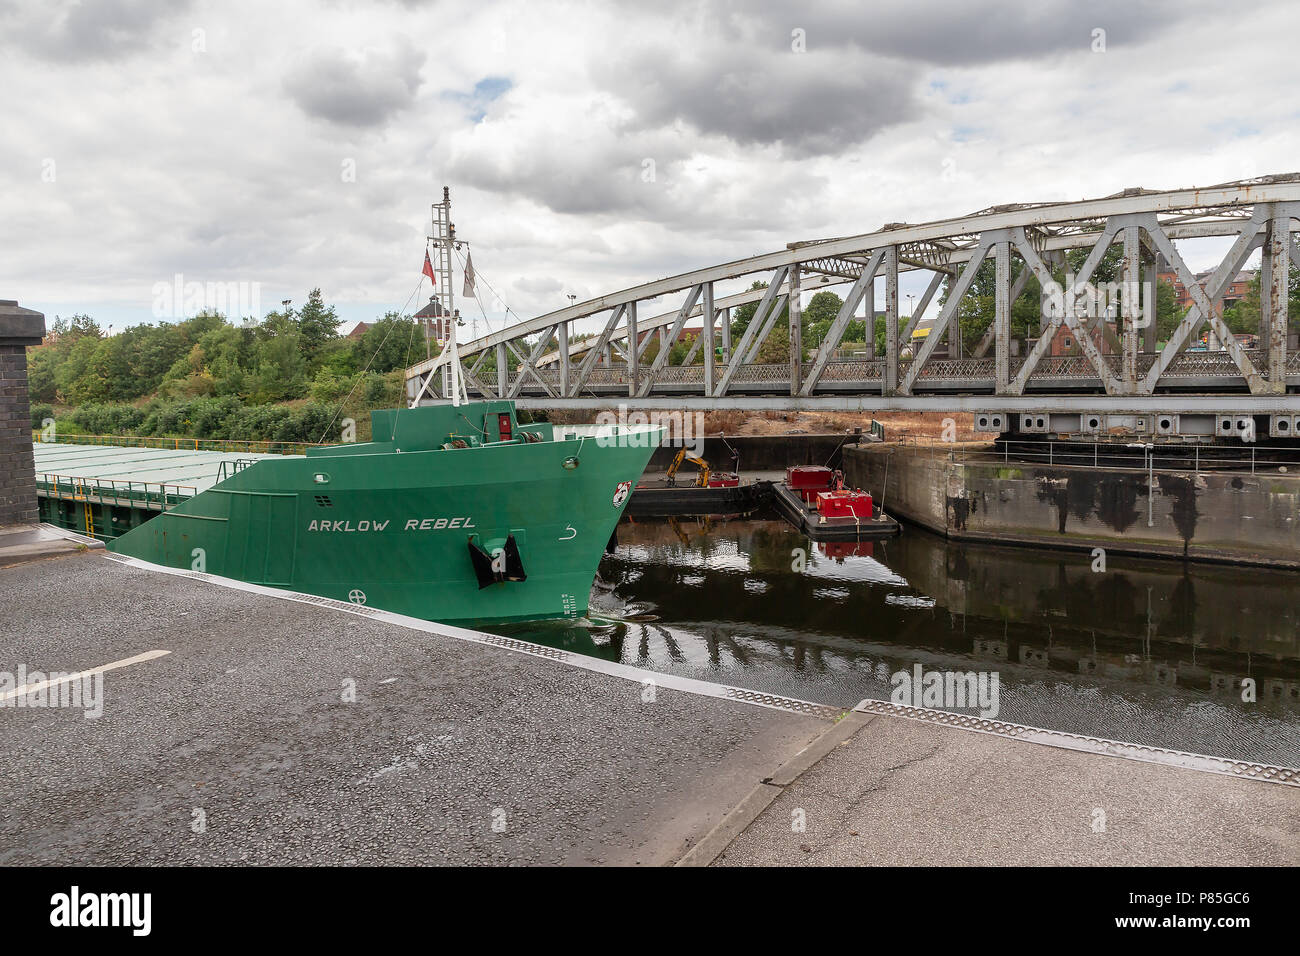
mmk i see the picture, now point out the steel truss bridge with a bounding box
[406,176,1300,432]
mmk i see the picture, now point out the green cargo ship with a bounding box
[109,399,663,625]
[108,188,663,626]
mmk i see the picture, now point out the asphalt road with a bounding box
[0,553,825,865]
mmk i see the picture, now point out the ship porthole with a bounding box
[563,457,580,470]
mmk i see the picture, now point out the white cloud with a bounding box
[2,0,1297,335]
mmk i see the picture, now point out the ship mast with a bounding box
[429,186,468,406]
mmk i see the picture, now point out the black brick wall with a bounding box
[0,344,37,525]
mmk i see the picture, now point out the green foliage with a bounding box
[63,397,344,444]
[67,403,147,435]
[308,366,354,403]
[296,288,342,363]
[803,291,842,330]
[31,403,54,429]
[27,347,59,403]
[357,313,423,373]
[24,290,426,445]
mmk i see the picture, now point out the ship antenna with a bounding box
[429,185,468,406]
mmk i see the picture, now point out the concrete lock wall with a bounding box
[844,444,1300,569]
[647,434,860,472]
[0,301,46,527]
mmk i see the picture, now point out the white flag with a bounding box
[462,252,476,298]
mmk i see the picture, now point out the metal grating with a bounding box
[478,634,573,661]
[726,687,846,721]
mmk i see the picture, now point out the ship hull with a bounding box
[109,412,661,626]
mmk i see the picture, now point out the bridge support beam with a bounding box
[993,239,1011,393]
[703,281,716,395]
[883,248,899,395]
[743,294,788,364]
[516,394,1300,414]
[1122,225,1141,393]
[789,266,802,395]
[1143,248,1159,354]
[627,301,638,397]
[557,322,569,397]
[1262,207,1295,391]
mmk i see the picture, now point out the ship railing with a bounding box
[216,458,261,482]
[908,437,1300,476]
[32,432,323,455]
[36,472,198,526]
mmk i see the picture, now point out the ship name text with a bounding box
[305,517,477,532]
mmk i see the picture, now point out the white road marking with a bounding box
[0,649,171,702]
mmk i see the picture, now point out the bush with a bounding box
[141,399,187,437]
[224,403,292,441]
[188,396,244,438]
[68,403,146,435]
[30,403,55,430]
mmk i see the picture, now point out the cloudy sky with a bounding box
[3,0,1298,338]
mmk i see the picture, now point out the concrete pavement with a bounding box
[715,709,1300,866]
[0,523,101,567]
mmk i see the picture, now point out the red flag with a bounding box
[422,251,436,284]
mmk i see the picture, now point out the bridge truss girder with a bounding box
[405,177,1300,411]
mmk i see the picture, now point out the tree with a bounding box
[26,346,58,403]
[249,329,308,402]
[803,291,842,328]
[296,288,341,367]
[356,312,421,374]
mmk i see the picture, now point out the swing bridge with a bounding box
[405,175,1300,438]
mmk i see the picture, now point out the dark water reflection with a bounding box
[501,509,1300,766]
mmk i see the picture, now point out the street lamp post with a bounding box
[1127,442,1155,527]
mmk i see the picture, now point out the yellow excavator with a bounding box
[665,448,712,487]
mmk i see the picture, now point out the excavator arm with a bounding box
[665,449,712,487]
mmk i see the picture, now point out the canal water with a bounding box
[503,509,1300,768]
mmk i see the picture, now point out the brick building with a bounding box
[1046,320,1118,357]
[1157,269,1255,313]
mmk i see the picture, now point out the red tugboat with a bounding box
[771,465,900,540]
